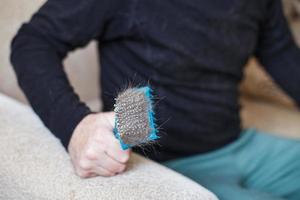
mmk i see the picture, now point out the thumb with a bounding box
[100,112,115,129]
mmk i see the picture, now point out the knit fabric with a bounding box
[11,0,300,162]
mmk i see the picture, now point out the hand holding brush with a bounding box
[68,86,158,178]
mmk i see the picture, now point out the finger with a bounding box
[77,157,93,171]
[95,152,126,173]
[75,166,94,179]
[81,172,98,178]
[106,146,130,164]
[82,142,117,174]
[98,112,115,129]
[85,139,127,174]
[106,135,131,163]
[95,129,130,163]
[104,111,115,127]
[92,165,116,177]
[75,157,115,178]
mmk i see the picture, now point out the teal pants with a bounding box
[163,129,300,200]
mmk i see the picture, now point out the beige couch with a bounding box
[1,0,300,199]
[0,94,218,200]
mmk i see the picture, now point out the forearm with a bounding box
[259,42,300,107]
[10,24,91,148]
[254,0,300,107]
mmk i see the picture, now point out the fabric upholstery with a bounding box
[1,1,300,199]
[0,93,218,200]
[0,0,100,106]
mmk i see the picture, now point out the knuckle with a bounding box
[103,171,115,177]
[94,133,103,142]
[76,170,89,178]
[85,149,98,160]
[108,165,119,173]
[111,164,126,173]
[78,159,92,170]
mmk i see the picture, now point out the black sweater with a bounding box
[11,0,300,161]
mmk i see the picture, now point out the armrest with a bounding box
[0,93,217,200]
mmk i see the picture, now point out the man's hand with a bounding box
[68,112,131,178]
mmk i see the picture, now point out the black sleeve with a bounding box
[10,0,120,149]
[255,0,300,106]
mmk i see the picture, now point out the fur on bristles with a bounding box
[113,86,159,150]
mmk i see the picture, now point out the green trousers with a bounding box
[163,129,300,200]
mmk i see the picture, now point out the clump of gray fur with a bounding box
[114,88,152,146]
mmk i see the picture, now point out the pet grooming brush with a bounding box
[113,86,159,150]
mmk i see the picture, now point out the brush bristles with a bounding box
[114,87,152,146]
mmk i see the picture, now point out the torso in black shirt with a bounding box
[11,0,300,162]
[100,0,263,161]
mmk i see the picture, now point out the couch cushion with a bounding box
[0,0,100,105]
[0,93,217,200]
[240,59,296,109]
[241,96,300,139]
